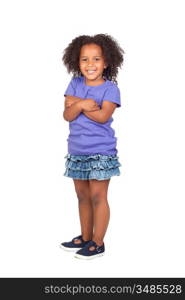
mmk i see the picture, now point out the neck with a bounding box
[85,77,105,87]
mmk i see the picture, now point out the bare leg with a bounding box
[73,179,93,243]
[89,179,110,247]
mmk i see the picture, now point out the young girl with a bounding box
[60,34,124,260]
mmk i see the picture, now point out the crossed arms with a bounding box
[63,95,117,123]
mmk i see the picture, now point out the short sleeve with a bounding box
[64,77,77,97]
[102,85,121,108]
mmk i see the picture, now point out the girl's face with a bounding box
[79,43,107,85]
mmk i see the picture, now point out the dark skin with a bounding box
[73,179,110,250]
[65,95,117,123]
[63,44,118,249]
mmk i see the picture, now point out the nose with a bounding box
[87,62,93,66]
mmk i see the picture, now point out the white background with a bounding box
[0,0,184,277]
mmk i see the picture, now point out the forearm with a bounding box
[70,96,105,123]
[65,95,82,104]
[83,109,105,123]
[64,96,105,123]
[63,101,83,122]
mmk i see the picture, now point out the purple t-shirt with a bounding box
[64,76,121,155]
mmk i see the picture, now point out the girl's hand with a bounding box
[81,99,100,112]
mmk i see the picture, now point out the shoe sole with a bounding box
[59,244,83,252]
[74,252,105,260]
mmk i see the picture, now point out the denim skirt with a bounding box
[63,153,122,181]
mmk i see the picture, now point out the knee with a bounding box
[75,190,89,203]
[91,193,106,206]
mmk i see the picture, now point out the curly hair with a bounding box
[62,34,125,84]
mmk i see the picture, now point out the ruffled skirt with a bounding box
[63,153,122,181]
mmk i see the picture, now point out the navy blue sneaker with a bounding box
[60,235,91,252]
[74,240,105,260]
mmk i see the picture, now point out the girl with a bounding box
[60,34,124,260]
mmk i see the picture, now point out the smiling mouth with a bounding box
[86,70,96,74]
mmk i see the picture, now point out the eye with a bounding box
[95,58,100,61]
